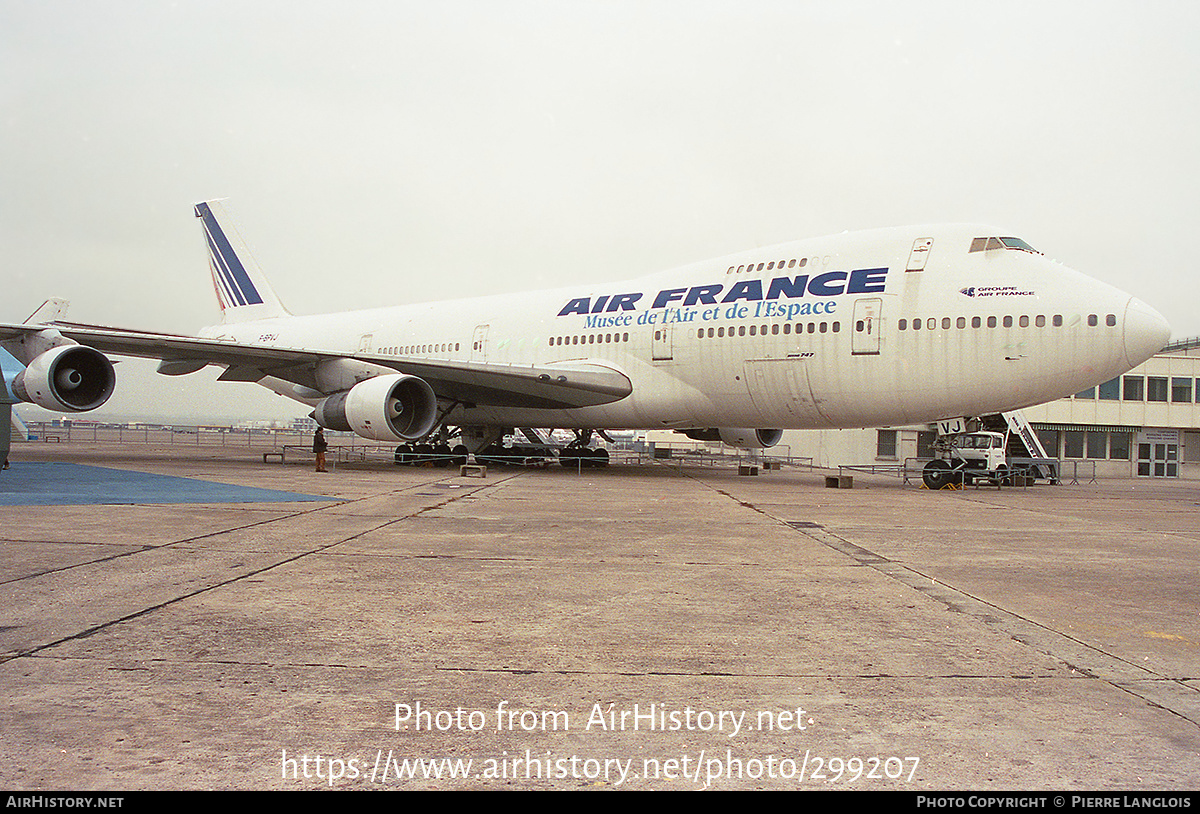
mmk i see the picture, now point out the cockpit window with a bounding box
[999,237,1038,252]
[969,236,1040,254]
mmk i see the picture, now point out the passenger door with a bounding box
[471,324,489,363]
[652,323,673,361]
[851,298,882,356]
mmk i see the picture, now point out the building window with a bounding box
[876,430,898,459]
[1075,387,1095,399]
[1148,377,1168,402]
[1086,431,1107,459]
[917,431,935,459]
[1110,434,1131,460]
[1184,432,1200,463]
[1063,431,1085,459]
[1035,429,1059,457]
[1123,376,1144,401]
[1098,377,1120,400]
[1172,378,1193,403]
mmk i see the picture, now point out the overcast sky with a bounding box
[3,0,1198,422]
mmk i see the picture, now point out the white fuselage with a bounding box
[203,224,1170,432]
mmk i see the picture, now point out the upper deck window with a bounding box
[969,236,1040,254]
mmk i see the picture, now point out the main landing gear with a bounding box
[393,426,611,469]
[558,429,609,468]
[393,442,469,467]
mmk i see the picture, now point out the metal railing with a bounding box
[17,423,816,474]
[22,421,325,448]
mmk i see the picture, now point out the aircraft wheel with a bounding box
[451,444,469,467]
[433,443,452,468]
[922,459,952,490]
[590,448,609,467]
[394,444,414,465]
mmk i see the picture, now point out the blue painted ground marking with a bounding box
[0,462,334,506]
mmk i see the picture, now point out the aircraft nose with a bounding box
[1123,296,1171,369]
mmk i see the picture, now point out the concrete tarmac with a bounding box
[1,443,1197,790]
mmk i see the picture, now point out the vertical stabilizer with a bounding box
[194,201,290,323]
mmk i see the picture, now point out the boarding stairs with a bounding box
[981,410,1059,483]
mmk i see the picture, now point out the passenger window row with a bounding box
[897,314,1117,331]
[695,321,840,338]
[726,256,826,275]
[381,343,461,355]
[549,333,631,347]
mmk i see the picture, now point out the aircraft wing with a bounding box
[0,321,633,410]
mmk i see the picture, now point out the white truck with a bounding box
[921,428,1057,489]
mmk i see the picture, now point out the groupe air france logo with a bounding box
[959,285,1036,299]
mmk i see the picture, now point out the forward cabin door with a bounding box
[851,298,882,356]
[471,324,489,363]
[652,323,673,361]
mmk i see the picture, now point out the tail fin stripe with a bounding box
[196,203,264,306]
[193,200,290,323]
[203,229,248,306]
[207,251,240,309]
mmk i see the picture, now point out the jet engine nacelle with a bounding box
[680,427,784,449]
[313,374,438,442]
[12,345,116,412]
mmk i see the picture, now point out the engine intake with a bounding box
[13,345,116,412]
[679,428,784,449]
[314,374,437,442]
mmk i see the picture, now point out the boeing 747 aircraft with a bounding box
[0,201,1171,472]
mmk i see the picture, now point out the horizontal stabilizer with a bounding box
[24,299,68,325]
